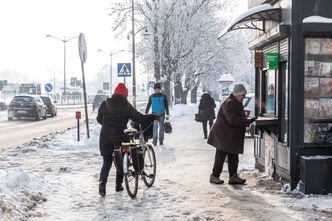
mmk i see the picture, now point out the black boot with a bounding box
[99,181,106,197]
[115,184,124,192]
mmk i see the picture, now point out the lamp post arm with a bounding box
[65,36,78,42]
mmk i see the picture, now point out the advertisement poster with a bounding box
[320,78,332,97]
[304,78,320,97]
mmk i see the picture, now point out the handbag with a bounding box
[195,112,203,122]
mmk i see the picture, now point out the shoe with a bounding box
[159,141,163,145]
[99,181,106,197]
[204,136,207,139]
[209,175,224,184]
[153,141,157,145]
[228,173,246,185]
[115,184,124,192]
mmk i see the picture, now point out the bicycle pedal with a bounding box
[148,174,154,179]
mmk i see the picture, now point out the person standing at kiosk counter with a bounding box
[208,84,256,185]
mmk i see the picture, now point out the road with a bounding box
[0,107,96,151]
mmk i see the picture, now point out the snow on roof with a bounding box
[218,4,274,38]
[218,74,235,82]
[303,15,332,24]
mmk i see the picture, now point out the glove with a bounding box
[165,115,170,121]
[248,117,257,124]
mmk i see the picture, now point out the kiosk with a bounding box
[219,0,332,194]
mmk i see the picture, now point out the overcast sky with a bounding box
[0,0,130,84]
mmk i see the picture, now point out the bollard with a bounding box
[76,111,81,141]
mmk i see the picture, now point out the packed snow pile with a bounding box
[0,168,47,220]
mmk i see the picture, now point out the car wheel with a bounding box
[43,112,47,120]
[8,117,13,120]
[35,114,41,121]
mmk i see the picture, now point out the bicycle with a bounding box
[115,125,156,199]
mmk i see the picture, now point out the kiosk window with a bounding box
[279,62,288,143]
[263,70,276,116]
[304,38,332,143]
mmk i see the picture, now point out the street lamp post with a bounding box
[46,35,77,96]
[132,0,136,108]
[97,49,125,95]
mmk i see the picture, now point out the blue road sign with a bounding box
[45,83,53,92]
[117,63,131,77]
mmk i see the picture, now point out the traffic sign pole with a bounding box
[78,33,90,139]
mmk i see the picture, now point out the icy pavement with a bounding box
[0,104,331,221]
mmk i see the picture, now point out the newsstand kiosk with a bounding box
[219,0,332,194]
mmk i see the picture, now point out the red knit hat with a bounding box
[114,83,128,98]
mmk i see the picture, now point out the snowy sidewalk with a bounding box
[0,104,331,221]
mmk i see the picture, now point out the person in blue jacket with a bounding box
[145,82,170,145]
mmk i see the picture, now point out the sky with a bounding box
[0,0,248,92]
[0,0,131,85]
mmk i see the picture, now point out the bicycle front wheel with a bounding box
[123,152,138,198]
[142,145,156,187]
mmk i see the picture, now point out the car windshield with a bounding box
[13,96,34,103]
[41,97,52,104]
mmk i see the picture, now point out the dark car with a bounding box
[93,94,109,111]
[8,95,47,121]
[40,95,57,117]
[0,101,8,111]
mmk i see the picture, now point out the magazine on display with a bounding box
[321,38,332,55]
[320,62,332,77]
[304,78,320,97]
[320,98,332,118]
[304,123,332,143]
[320,78,332,97]
[306,38,321,55]
[304,99,320,118]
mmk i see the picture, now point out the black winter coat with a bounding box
[198,93,216,121]
[207,94,251,154]
[97,94,155,156]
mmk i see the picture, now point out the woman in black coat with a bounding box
[96,83,157,197]
[208,84,256,185]
[198,92,216,139]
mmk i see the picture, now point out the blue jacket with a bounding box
[145,93,169,116]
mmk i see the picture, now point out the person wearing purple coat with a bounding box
[208,84,256,185]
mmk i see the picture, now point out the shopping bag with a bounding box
[164,121,172,133]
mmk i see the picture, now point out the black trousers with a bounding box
[212,149,239,178]
[202,119,214,137]
[100,153,123,186]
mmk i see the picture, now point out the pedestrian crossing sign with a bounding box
[117,63,131,77]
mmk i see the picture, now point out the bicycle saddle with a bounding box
[124,128,138,134]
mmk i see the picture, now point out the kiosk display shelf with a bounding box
[304,38,332,143]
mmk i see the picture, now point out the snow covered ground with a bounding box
[0,104,331,221]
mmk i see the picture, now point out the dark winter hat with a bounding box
[154,82,161,89]
[114,83,128,98]
[232,84,247,96]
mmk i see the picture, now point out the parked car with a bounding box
[8,95,47,121]
[0,101,8,111]
[93,94,109,111]
[40,95,57,117]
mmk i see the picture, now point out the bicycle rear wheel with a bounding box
[123,152,138,198]
[142,145,156,187]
